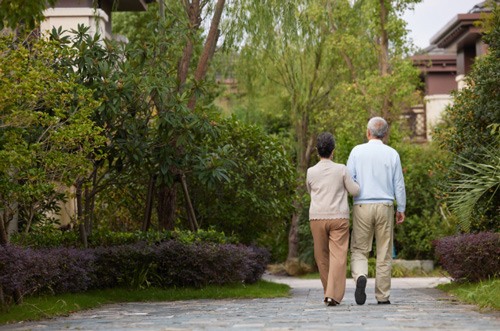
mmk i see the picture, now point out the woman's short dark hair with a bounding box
[317,132,335,158]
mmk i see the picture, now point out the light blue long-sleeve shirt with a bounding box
[346,139,406,212]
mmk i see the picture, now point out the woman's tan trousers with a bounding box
[310,218,349,303]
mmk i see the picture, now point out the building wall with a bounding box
[45,184,77,227]
[40,8,109,39]
[426,72,457,95]
[424,94,454,140]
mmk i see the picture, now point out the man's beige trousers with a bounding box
[310,219,349,303]
[350,203,394,302]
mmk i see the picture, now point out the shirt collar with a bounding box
[368,139,384,144]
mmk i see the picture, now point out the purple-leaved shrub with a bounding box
[434,232,500,282]
[0,240,269,305]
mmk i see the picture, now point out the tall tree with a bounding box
[0,34,103,244]
[223,0,421,261]
[111,1,232,232]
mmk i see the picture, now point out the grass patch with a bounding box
[437,277,500,311]
[0,280,290,326]
[298,266,448,279]
[298,272,321,279]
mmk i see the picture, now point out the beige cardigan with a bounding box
[306,160,360,220]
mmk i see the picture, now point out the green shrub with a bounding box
[394,141,456,259]
[10,226,238,249]
[189,117,296,245]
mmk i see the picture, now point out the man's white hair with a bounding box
[367,117,388,139]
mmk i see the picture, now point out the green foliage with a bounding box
[434,7,500,232]
[222,0,422,261]
[438,277,500,311]
[223,0,422,161]
[0,33,103,235]
[48,17,230,232]
[0,0,57,30]
[118,262,161,290]
[394,141,457,259]
[189,117,296,245]
[10,225,238,249]
[92,168,149,232]
[447,145,500,232]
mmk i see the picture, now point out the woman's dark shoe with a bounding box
[355,275,367,305]
[324,297,338,306]
[377,300,391,304]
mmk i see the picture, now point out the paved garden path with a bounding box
[2,274,500,330]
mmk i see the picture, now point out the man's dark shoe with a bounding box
[355,275,367,305]
[377,300,391,304]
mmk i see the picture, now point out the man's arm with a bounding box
[346,152,356,181]
[394,154,406,224]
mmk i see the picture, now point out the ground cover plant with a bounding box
[0,280,290,326]
[438,278,500,311]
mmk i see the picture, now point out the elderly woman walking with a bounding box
[306,132,360,306]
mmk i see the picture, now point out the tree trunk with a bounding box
[180,174,199,231]
[23,208,34,236]
[84,185,91,234]
[188,0,225,110]
[177,0,201,86]
[193,0,225,82]
[287,208,301,261]
[157,182,178,231]
[287,106,315,261]
[0,285,5,306]
[142,174,156,232]
[13,287,22,305]
[88,169,99,236]
[75,182,88,248]
[378,0,390,77]
[158,0,165,20]
[378,0,393,124]
[0,210,8,246]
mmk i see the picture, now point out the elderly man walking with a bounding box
[346,117,406,305]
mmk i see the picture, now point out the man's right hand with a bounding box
[396,212,405,225]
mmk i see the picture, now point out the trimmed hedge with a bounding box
[10,228,238,249]
[434,232,500,282]
[0,241,269,305]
